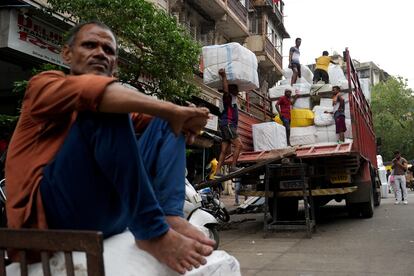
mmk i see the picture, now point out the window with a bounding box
[249,14,258,34]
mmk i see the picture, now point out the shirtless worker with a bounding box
[5,21,214,274]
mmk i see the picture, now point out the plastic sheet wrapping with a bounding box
[7,231,241,276]
[252,122,287,151]
[290,126,317,146]
[202,43,259,91]
[274,109,314,127]
[315,125,337,143]
[328,64,348,88]
[269,80,311,99]
[319,98,333,108]
[359,78,371,103]
[293,97,311,110]
[313,105,334,126]
[283,65,314,84]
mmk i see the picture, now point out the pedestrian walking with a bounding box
[392,150,408,205]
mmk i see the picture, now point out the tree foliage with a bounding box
[47,0,201,101]
[371,77,414,161]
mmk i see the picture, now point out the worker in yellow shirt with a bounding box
[208,157,218,180]
[313,51,337,84]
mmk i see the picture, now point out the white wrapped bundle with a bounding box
[320,98,333,108]
[269,80,311,100]
[313,105,334,126]
[253,122,287,151]
[269,84,293,99]
[290,126,317,146]
[315,125,337,143]
[293,97,311,109]
[283,65,314,84]
[202,43,259,91]
[345,118,353,138]
[328,64,348,88]
[359,78,371,103]
[292,80,311,96]
[7,231,241,276]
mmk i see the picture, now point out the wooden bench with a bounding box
[0,228,104,276]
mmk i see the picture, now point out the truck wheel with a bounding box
[370,166,381,207]
[268,198,299,220]
[360,185,374,218]
[206,225,220,250]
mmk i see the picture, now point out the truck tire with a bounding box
[360,184,374,218]
[268,198,299,220]
[370,165,381,207]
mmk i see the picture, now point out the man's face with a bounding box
[62,24,117,77]
[333,87,340,95]
[285,90,292,98]
[395,153,401,159]
[296,39,301,47]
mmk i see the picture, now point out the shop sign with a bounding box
[5,9,67,66]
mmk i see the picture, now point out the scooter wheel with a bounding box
[217,208,230,223]
[205,225,220,250]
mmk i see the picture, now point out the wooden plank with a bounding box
[64,252,75,276]
[0,249,5,276]
[195,147,296,189]
[0,229,103,253]
[19,251,28,276]
[41,252,51,276]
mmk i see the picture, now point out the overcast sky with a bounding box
[282,0,414,89]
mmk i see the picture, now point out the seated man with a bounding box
[5,21,214,274]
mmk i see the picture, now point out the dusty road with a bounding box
[219,192,414,276]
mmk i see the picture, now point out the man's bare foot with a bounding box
[136,228,213,274]
[166,216,216,248]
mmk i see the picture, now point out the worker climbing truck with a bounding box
[200,48,381,222]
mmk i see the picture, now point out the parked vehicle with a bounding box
[184,178,220,249]
[199,187,230,223]
[228,48,381,220]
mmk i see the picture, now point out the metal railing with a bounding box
[227,0,248,25]
[264,36,283,68]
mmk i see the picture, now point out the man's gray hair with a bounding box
[64,20,118,52]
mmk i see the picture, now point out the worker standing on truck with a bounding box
[313,51,337,84]
[392,150,408,205]
[215,68,243,178]
[275,89,298,147]
[325,86,346,143]
[288,38,302,85]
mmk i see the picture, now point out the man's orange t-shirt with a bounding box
[5,71,116,230]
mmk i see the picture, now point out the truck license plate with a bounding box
[279,180,304,190]
[330,174,351,184]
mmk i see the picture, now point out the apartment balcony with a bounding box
[252,0,284,23]
[245,35,283,73]
[188,0,250,40]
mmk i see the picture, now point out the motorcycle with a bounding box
[199,187,230,223]
[184,178,220,249]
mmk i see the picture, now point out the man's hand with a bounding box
[167,106,209,142]
[218,68,226,78]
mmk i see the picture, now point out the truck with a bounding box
[204,48,381,221]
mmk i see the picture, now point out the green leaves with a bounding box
[371,77,414,160]
[47,0,201,101]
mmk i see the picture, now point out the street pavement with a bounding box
[218,191,414,276]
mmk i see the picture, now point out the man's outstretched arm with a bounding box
[99,82,209,137]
